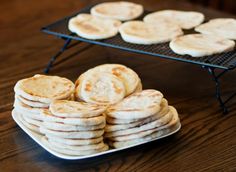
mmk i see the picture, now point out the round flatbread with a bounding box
[105,105,171,132]
[45,135,103,146]
[17,111,41,134]
[15,107,43,121]
[108,122,180,148]
[41,109,106,126]
[14,74,74,104]
[15,95,49,108]
[169,34,235,57]
[106,98,169,124]
[22,114,42,127]
[108,106,179,141]
[91,1,143,21]
[47,139,106,151]
[40,126,104,139]
[195,18,236,40]
[144,10,204,29]
[49,100,107,118]
[42,137,109,156]
[75,72,126,105]
[68,13,121,40]
[119,21,183,45]
[42,121,105,132]
[105,109,173,137]
[13,98,44,114]
[78,64,141,96]
[106,89,163,119]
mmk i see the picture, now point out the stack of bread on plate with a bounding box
[13,74,75,134]
[68,1,235,57]
[12,63,181,156]
[105,90,180,148]
[40,100,109,155]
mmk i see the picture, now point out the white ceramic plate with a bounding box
[12,110,181,160]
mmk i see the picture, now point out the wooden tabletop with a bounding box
[1,0,236,171]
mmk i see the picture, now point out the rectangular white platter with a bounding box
[12,111,181,160]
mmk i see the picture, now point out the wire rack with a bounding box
[41,5,236,113]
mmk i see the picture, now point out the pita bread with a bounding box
[14,98,44,114]
[68,13,121,40]
[106,98,169,124]
[49,100,107,118]
[42,137,109,156]
[75,72,126,105]
[42,121,105,131]
[106,89,163,119]
[144,10,204,29]
[15,107,43,121]
[169,34,235,57]
[108,106,179,141]
[105,108,173,137]
[91,1,143,21]
[41,109,105,126]
[105,106,171,132]
[195,18,236,40]
[14,74,74,104]
[47,139,106,151]
[108,122,180,148]
[45,135,103,146]
[16,111,41,134]
[119,21,183,45]
[21,114,42,127]
[15,95,49,108]
[80,64,141,96]
[40,126,104,139]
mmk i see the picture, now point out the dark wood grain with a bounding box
[0,0,236,172]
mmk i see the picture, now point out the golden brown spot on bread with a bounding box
[81,23,99,32]
[85,83,92,92]
[112,81,122,94]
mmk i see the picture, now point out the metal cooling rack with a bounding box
[41,5,236,113]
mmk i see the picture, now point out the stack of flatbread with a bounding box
[104,89,180,148]
[40,100,109,156]
[74,64,142,105]
[13,74,75,134]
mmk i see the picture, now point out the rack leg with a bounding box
[44,38,72,74]
[207,67,228,114]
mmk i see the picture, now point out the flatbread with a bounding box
[144,10,204,29]
[22,114,42,127]
[14,74,74,104]
[40,126,104,139]
[41,109,105,126]
[75,72,126,105]
[13,98,44,114]
[15,107,43,121]
[106,89,163,119]
[119,21,183,45]
[169,34,235,57]
[108,122,180,148]
[68,13,121,40]
[49,100,107,118]
[105,105,171,132]
[47,139,106,151]
[15,94,49,108]
[195,18,236,40]
[106,98,169,124]
[108,106,179,141]
[90,1,143,21]
[16,110,41,134]
[42,137,109,156]
[105,108,173,137]
[79,64,141,96]
[45,135,103,145]
[42,121,105,131]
